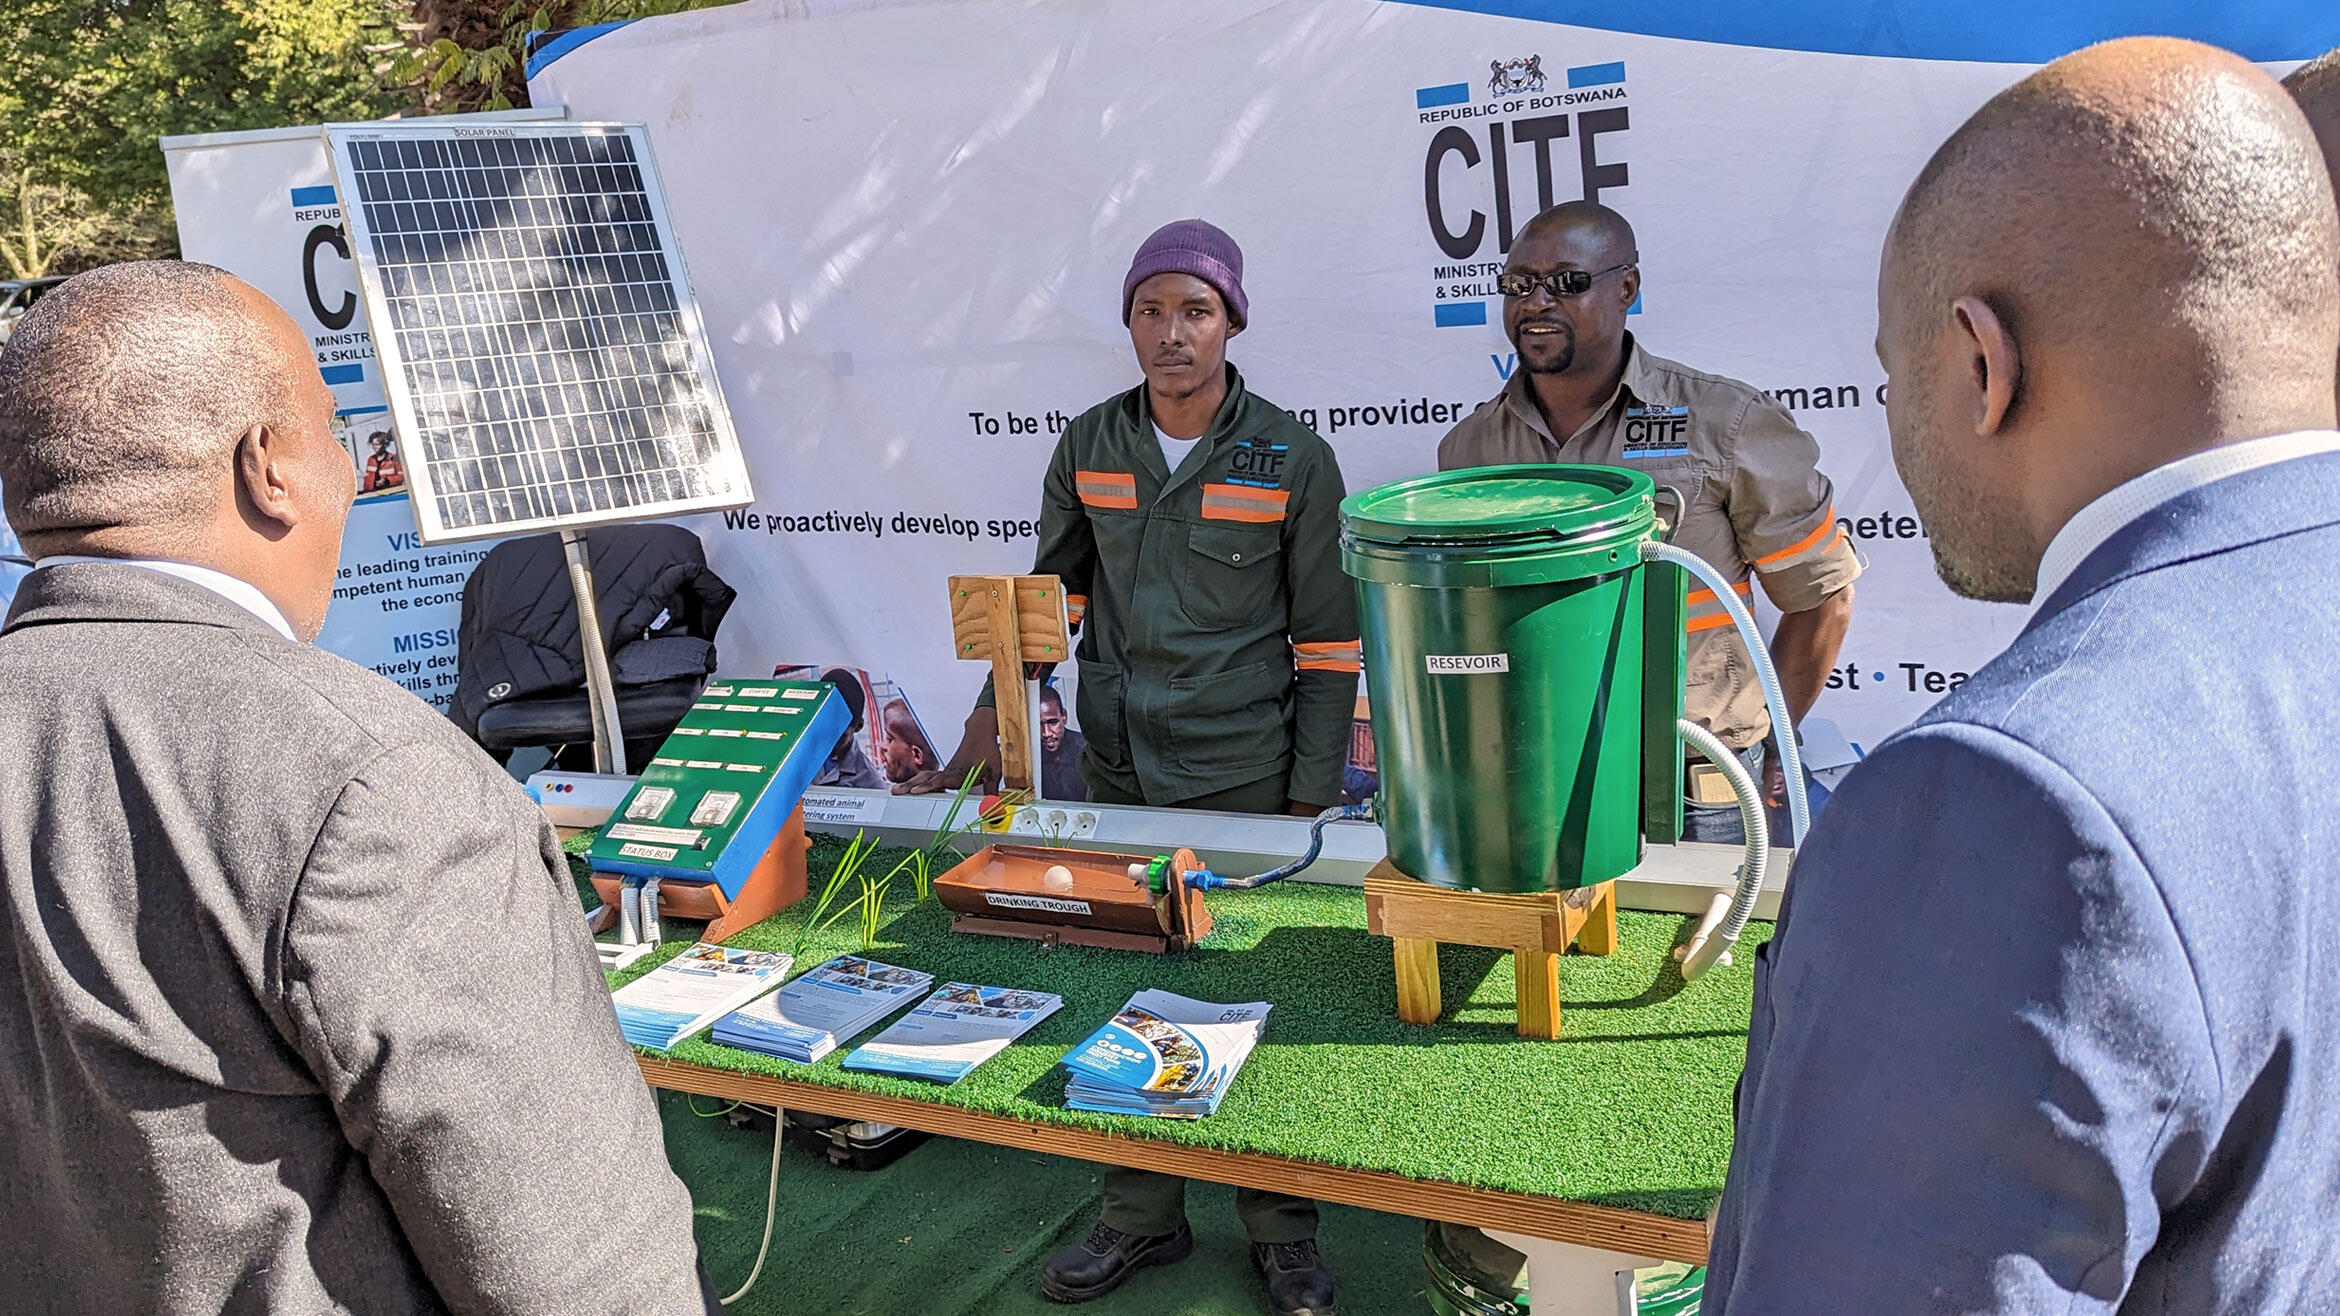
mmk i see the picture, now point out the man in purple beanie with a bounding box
[901,220,1354,1315]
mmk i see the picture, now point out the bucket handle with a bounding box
[1652,485,1687,541]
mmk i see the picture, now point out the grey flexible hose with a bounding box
[1639,539,1809,846]
[1673,718,1767,979]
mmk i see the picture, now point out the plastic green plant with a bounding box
[799,829,875,950]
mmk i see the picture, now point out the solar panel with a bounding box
[322,122,751,543]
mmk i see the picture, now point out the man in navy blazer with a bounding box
[1705,39,2340,1312]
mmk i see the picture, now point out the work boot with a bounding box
[1250,1238,1338,1316]
[1039,1221,1194,1303]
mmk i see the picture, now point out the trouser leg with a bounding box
[1235,1188,1320,1244]
[1100,1165,1190,1236]
[1079,770,1291,815]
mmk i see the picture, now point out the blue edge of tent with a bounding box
[522,1,2340,81]
[526,20,633,82]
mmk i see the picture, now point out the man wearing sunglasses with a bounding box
[1438,201,1861,848]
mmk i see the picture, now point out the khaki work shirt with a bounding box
[1437,337,1861,750]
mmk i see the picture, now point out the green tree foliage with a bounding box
[0,0,394,277]
[377,1,728,117]
[1,0,734,279]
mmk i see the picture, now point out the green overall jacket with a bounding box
[984,366,1360,807]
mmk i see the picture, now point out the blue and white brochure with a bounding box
[1061,989,1270,1119]
[609,942,793,1052]
[710,955,932,1064]
[839,983,1064,1084]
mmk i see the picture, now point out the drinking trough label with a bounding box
[985,892,1093,916]
[1426,653,1510,674]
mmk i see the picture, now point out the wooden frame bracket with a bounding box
[1363,860,1618,1039]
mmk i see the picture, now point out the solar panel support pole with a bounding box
[561,528,629,776]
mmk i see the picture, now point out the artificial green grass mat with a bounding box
[660,1088,1434,1314]
[591,833,1769,1221]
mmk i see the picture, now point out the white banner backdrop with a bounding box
[163,111,560,709]
[491,0,2315,753]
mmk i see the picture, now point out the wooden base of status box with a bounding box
[1362,861,1618,1039]
[590,807,809,944]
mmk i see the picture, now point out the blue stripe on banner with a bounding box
[320,364,364,386]
[525,19,635,79]
[1415,82,1471,108]
[1380,0,2340,63]
[1566,61,1625,88]
[289,185,337,207]
[1434,302,1488,328]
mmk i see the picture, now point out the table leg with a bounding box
[1483,1228,1664,1316]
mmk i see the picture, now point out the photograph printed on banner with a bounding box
[777,664,945,790]
[333,409,408,501]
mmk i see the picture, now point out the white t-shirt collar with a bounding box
[2032,429,2340,609]
[35,555,300,642]
[1153,422,1205,477]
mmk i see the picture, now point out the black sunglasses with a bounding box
[1496,261,1637,299]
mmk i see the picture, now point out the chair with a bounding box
[450,524,736,769]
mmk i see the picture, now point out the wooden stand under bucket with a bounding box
[1362,860,1617,1040]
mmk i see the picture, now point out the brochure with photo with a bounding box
[710,955,933,1064]
[840,983,1065,1085]
[608,942,793,1052]
[1061,989,1271,1119]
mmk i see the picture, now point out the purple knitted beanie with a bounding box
[1121,219,1248,331]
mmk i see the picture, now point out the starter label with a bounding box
[1426,653,1509,674]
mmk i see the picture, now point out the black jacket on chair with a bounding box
[451,524,735,761]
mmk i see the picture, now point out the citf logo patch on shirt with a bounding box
[1620,405,1690,459]
[1223,439,1288,489]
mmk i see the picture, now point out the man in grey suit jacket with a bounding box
[1704,40,2340,1312]
[0,262,718,1312]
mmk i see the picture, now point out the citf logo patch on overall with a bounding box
[1620,405,1690,459]
[1202,439,1290,522]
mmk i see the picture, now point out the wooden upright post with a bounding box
[948,575,1072,793]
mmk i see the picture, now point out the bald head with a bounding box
[1517,201,1636,268]
[0,262,302,547]
[1879,38,2340,602]
[0,261,354,637]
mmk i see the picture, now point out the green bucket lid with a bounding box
[1341,464,1655,587]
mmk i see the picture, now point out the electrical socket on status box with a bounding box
[1005,806,1100,841]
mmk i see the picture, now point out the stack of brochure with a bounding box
[841,983,1065,1085]
[609,943,793,1051]
[711,955,933,1063]
[1060,989,1271,1119]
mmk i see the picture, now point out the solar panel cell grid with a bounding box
[329,124,745,541]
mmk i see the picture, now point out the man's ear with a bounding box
[1225,319,1244,340]
[1950,295,2020,437]
[1617,264,1642,312]
[234,423,302,536]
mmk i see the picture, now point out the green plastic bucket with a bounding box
[1341,464,1682,894]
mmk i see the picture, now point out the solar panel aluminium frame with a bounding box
[322,120,753,545]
